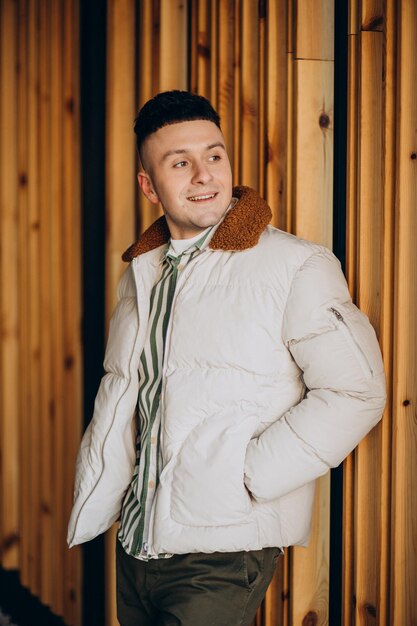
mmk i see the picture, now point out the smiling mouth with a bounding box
[187,192,218,202]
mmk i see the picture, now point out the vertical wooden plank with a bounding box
[26,0,42,595]
[361,0,384,31]
[345,34,359,296]
[38,0,53,606]
[106,2,136,624]
[196,0,211,98]
[293,59,333,246]
[240,0,259,189]
[106,0,136,313]
[353,32,384,626]
[348,0,359,36]
[258,1,266,199]
[137,0,161,233]
[209,0,218,107]
[232,0,241,183]
[50,0,66,614]
[263,557,287,626]
[217,0,235,166]
[138,0,159,109]
[290,477,330,625]
[391,2,417,624]
[296,0,334,60]
[159,0,187,91]
[265,0,288,229]
[0,0,20,571]
[62,0,82,621]
[189,0,198,93]
[377,3,396,626]
[287,0,295,54]
[286,49,294,235]
[16,0,31,590]
[356,31,383,321]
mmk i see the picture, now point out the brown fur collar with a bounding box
[122,186,272,262]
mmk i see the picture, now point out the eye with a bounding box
[209,154,221,162]
[173,160,188,168]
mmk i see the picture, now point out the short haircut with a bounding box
[134,90,221,155]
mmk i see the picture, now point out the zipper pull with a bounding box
[329,307,344,322]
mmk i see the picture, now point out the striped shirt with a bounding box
[118,227,213,560]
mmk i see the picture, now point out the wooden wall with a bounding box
[1,1,416,626]
[0,1,82,625]
[344,1,417,624]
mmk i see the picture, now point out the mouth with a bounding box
[187,192,218,202]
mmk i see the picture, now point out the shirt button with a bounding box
[150,436,156,445]
[148,480,155,489]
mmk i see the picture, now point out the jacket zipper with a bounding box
[328,306,374,377]
[146,253,203,557]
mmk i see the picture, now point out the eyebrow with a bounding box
[160,142,226,163]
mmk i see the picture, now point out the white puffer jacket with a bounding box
[68,186,386,552]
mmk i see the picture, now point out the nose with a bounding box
[191,161,213,185]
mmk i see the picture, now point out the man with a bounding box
[68,91,386,625]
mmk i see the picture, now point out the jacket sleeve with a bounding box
[244,249,386,502]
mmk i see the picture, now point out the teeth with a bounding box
[188,193,216,201]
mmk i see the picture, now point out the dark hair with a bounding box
[134,90,221,153]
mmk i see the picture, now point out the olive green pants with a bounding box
[116,539,281,626]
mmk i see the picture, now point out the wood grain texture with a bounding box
[0,0,82,622]
[343,2,417,625]
[38,0,53,605]
[377,2,396,623]
[217,0,235,168]
[286,50,294,235]
[258,2,266,198]
[293,59,334,247]
[26,0,42,595]
[353,34,385,624]
[240,0,259,188]
[265,0,288,229]
[4,1,417,625]
[106,0,136,313]
[233,0,242,184]
[391,1,417,624]
[349,0,359,35]
[296,0,334,61]
[137,0,163,233]
[196,0,211,98]
[62,2,82,622]
[16,0,31,590]
[290,478,330,625]
[0,0,20,571]
[361,0,384,32]
[159,0,188,91]
[345,34,358,298]
[49,1,66,612]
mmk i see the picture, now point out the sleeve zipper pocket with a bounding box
[328,306,374,377]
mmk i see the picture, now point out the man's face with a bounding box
[138,120,233,239]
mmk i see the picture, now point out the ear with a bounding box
[137,171,160,204]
